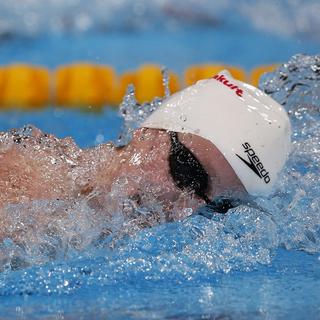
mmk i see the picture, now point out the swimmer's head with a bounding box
[142,70,291,196]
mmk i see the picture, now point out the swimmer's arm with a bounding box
[0,143,71,208]
[0,147,39,208]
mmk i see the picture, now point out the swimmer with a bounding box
[0,71,291,240]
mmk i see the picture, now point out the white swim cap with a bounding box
[142,70,291,196]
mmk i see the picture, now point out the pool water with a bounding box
[0,53,319,320]
[0,249,319,319]
[0,0,319,72]
[0,107,122,148]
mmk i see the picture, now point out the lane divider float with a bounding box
[184,64,246,86]
[0,63,279,109]
[0,64,49,109]
[55,63,117,107]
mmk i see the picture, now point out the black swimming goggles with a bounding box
[168,131,237,214]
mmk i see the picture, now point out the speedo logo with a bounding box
[236,142,271,184]
[213,74,243,97]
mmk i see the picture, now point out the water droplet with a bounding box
[116,72,172,146]
[162,67,170,98]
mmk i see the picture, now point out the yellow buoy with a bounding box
[168,72,180,95]
[54,63,117,107]
[184,64,246,86]
[0,68,5,108]
[0,64,49,109]
[135,64,180,104]
[184,65,201,86]
[0,62,284,111]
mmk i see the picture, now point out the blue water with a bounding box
[0,0,319,72]
[0,27,318,73]
[0,249,319,319]
[0,2,320,319]
[0,108,122,148]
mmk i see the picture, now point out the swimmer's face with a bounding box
[117,128,245,213]
[116,128,183,208]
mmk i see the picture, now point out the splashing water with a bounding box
[0,55,319,308]
[117,67,170,146]
[257,54,320,254]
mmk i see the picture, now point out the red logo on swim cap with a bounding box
[213,74,243,97]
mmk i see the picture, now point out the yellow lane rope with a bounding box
[0,63,279,109]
